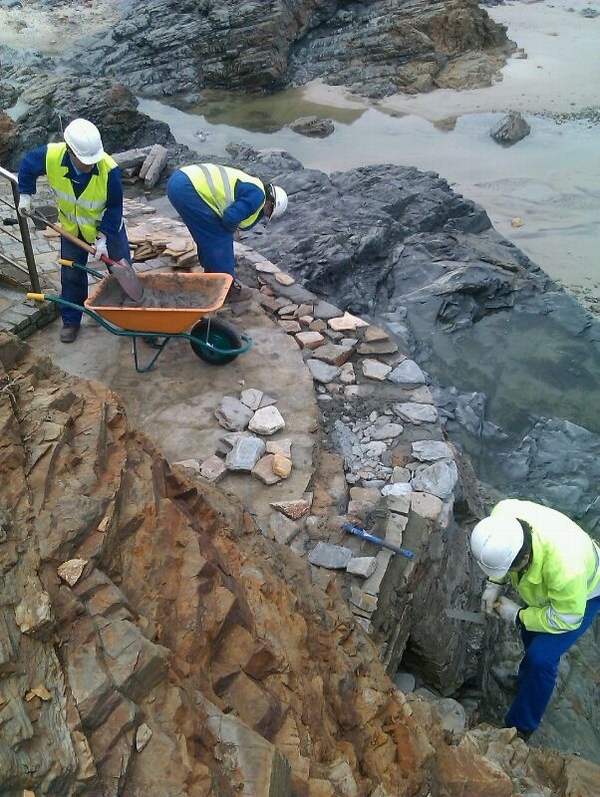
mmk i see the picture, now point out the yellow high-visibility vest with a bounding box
[181,164,265,229]
[46,143,117,244]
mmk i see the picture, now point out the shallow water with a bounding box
[138,95,600,302]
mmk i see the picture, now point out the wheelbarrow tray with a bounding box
[85,272,232,334]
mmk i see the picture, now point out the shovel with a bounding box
[27,209,144,303]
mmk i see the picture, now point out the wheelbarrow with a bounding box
[27,266,252,373]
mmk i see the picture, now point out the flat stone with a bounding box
[265,438,293,457]
[412,440,453,461]
[328,312,369,331]
[295,331,325,350]
[339,362,356,384]
[388,360,426,386]
[248,406,286,435]
[225,436,266,471]
[57,558,88,587]
[308,542,354,569]
[272,454,292,478]
[346,557,378,578]
[307,359,341,384]
[385,492,411,515]
[363,325,390,343]
[410,491,444,521]
[393,403,438,424]
[279,319,302,334]
[274,272,295,285]
[411,460,458,500]
[362,359,392,381]
[251,454,282,485]
[255,261,281,273]
[268,512,301,545]
[349,586,378,613]
[240,388,264,410]
[357,340,399,356]
[270,499,310,520]
[311,342,354,367]
[199,455,228,483]
[214,395,254,431]
[313,300,343,320]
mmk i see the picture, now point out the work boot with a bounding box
[225,280,252,303]
[59,324,79,343]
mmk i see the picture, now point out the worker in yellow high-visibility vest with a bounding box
[18,118,130,343]
[167,163,288,303]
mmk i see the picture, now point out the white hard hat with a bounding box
[64,118,105,165]
[267,184,288,220]
[470,516,524,578]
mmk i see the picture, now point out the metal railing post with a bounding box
[1,165,41,293]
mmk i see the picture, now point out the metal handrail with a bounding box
[0,164,41,292]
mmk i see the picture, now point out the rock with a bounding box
[490,111,531,145]
[248,405,286,435]
[288,116,335,138]
[57,559,88,587]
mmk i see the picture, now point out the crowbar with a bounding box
[341,523,415,559]
[444,608,486,625]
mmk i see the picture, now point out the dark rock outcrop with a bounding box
[58,0,515,101]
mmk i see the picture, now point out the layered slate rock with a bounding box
[55,0,514,100]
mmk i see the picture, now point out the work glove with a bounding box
[481,581,503,615]
[494,596,521,626]
[18,194,32,216]
[94,234,109,261]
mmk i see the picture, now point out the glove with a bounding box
[94,235,109,260]
[494,596,521,626]
[18,194,32,216]
[481,581,503,615]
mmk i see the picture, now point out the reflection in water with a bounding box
[173,87,365,133]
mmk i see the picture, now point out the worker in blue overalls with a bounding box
[18,118,130,343]
[167,163,288,303]
[471,498,600,741]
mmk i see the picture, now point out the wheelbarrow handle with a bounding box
[341,523,415,559]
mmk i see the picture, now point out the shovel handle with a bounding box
[27,209,117,268]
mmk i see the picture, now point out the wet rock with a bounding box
[490,111,531,145]
[288,116,334,138]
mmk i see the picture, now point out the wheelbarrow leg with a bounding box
[131,335,171,373]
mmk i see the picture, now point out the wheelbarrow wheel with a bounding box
[190,317,242,365]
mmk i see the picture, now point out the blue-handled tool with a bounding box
[341,523,415,559]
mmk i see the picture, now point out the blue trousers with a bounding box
[60,229,130,326]
[505,595,600,732]
[167,170,235,276]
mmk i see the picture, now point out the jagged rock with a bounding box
[490,111,531,145]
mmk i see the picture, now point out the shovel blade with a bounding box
[109,258,144,303]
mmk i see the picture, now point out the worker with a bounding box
[18,118,130,343]
[166,163,288,302]
[471,498,600,741]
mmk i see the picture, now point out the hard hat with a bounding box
[470,516,524,578]
[267,184,288,220]
[63,118,105,165]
